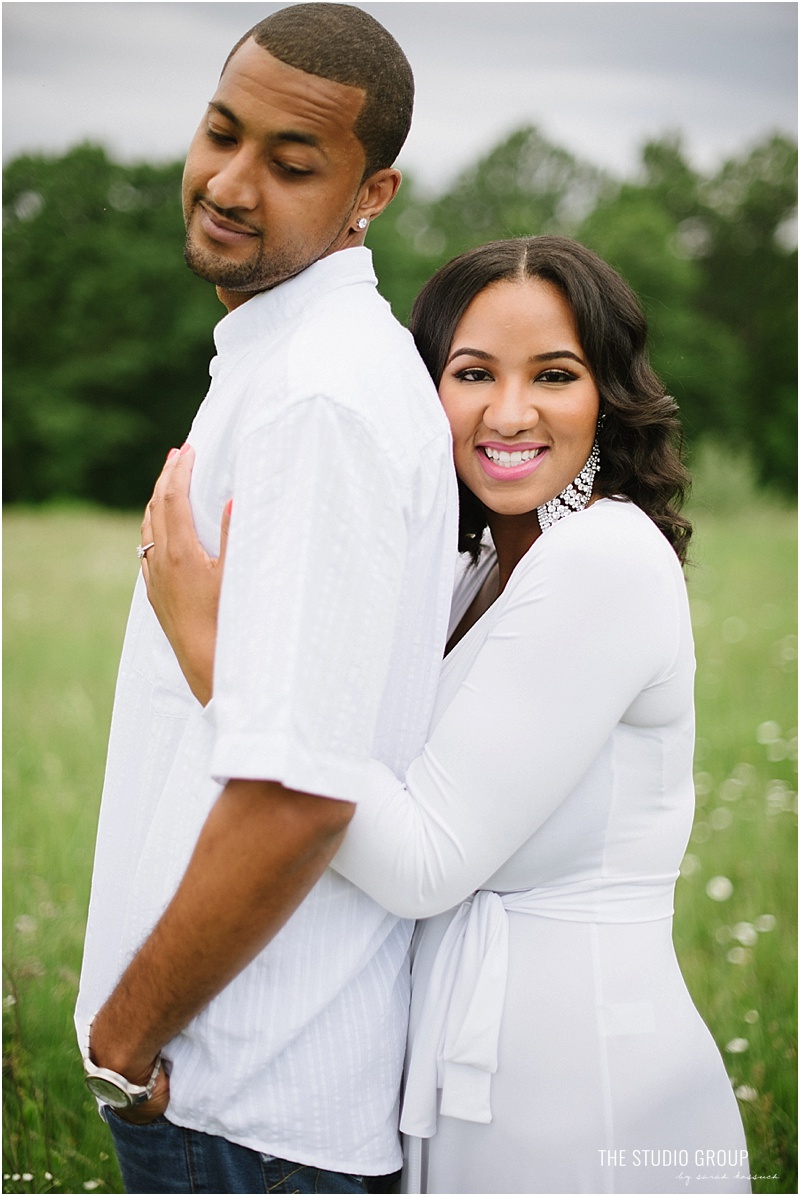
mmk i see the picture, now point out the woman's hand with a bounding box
[140,445,229,706]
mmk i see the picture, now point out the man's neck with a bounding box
[216,286,259,313]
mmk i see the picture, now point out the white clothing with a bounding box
[76,248,458,1174]
[334,500,749,1193]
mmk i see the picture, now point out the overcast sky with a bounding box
[3,1,797,194]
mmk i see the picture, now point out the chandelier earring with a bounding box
[536,439,601,532]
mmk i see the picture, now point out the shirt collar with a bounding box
[212,247,378,357]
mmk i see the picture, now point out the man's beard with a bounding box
[183,228,299,295]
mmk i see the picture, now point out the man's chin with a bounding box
[184,240,258,288]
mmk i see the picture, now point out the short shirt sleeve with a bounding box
[209,395,411,801]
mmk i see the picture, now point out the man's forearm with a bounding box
[90,779,355,1078]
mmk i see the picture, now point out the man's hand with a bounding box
[87,1014,171,1125]
[140,443,229,706]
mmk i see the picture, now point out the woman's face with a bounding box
[438,277,600,520]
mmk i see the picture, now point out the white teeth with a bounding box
[484,447,543,467]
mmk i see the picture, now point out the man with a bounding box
[75,5,457,1192]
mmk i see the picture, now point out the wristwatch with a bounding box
[82,1015,162,1109]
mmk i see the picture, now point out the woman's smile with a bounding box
[477,442,549,480]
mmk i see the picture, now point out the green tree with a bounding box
[4,145,220,506]
[699,136,798,492]
[3,131,795,505]
[579,134,797,494]
[578,169,748,443]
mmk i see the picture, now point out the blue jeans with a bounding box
[104,1110,399,1194]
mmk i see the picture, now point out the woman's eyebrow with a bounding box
[446,347,495,366]
[532,350,588,367]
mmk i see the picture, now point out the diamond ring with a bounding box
[137,542,155,560]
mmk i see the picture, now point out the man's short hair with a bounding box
[224,3,414,179]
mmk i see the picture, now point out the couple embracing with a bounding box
[76,5,749,1193]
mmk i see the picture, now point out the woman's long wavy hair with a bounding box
[409,236,692,566]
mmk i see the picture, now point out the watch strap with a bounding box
[83,1013,162,1105]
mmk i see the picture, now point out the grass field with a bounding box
[3,493,797,1195]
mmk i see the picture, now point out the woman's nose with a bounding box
[483,382,539,437]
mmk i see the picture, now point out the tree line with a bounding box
[3,128,796,508]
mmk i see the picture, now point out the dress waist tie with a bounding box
[399,875,676,1140]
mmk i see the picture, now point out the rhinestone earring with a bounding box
[536,440,601,532]
[356,217,368,230]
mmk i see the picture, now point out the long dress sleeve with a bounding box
[332,501,691,917]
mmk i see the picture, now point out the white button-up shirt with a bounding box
[76,248,457,1174]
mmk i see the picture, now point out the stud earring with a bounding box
[356,217,368,230]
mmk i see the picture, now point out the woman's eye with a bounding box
[454,367,492,383]
[537,368,575,383]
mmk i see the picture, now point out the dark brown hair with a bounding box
[409,236,692,565]
[224,4,413,180]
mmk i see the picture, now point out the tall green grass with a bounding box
[3,490,797,1194]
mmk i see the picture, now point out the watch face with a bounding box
[85,1075,132,1108]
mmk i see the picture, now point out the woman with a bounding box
[142,237,749,1194]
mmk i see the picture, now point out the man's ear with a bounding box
[352,168,402,226]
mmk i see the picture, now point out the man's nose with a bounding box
[207,150,260,213]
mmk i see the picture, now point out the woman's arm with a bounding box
[333,508,687,917]
[140,445,228,706]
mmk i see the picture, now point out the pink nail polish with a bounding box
[224,499,233,516]
[180,442,191,456]
[167,448,179,462]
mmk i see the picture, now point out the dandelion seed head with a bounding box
[744,1009,760,1024]
[721,777,745,802]
[22,1174,33,1182]
[732,921,758,946]
[755,914,776,932]
[757,721,781,744]
[680,853,701,878]
[725,1037,749,1053]
[714,926,731,944]
[694,772,714,797]
[83,1183,100,1192]
[691,599,712,627]
[692,821,711,844]
[778,634,797,663]
[735,1084,758,1102]
[711,807,733,830]
[727,946,750,965]
[706,875,733,901]
[722,616,747,643]
[765,780,792,815]
[14,915,37,936]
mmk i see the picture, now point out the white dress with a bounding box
[333,500,750,1194]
